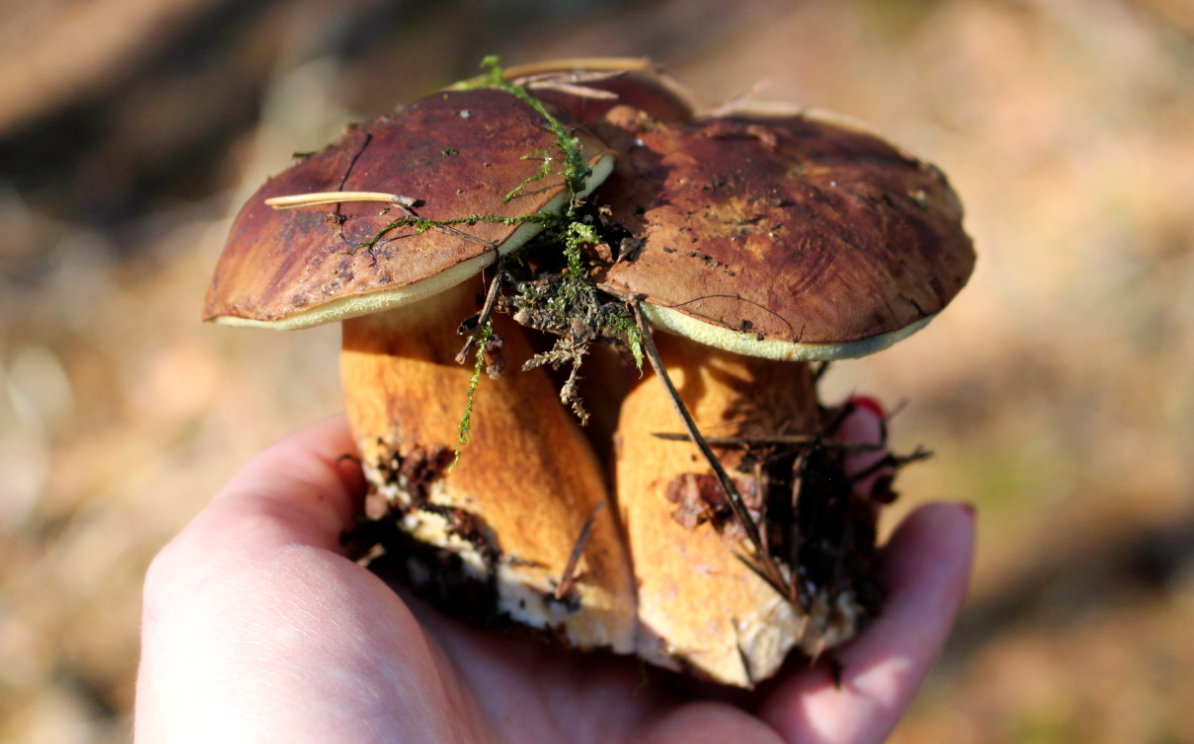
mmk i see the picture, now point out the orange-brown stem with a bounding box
[616,331,822,687]
[342,280,635,652]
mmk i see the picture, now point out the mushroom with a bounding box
[202,58,976,681]
[203,86,636,651]
[590,106,975,686]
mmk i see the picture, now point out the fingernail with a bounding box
[847,394,886,421]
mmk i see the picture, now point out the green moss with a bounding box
[457,56,592,207]
[505,224,643,370]
[501,149,555,202]
[453,320,494,470]
[409,57,643,448]
[603,311,644,370]
[564,222,598,273]
[343,54,598,258]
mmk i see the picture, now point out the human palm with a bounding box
[137,415,973,743]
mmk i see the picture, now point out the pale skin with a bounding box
[136,408,975,744]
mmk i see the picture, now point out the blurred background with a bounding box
[1,0,1192,740]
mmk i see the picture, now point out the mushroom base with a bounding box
[341,281,636,653]
[616,332,884,687]
[338,283,888,685]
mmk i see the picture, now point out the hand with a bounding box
[136,412,974,744]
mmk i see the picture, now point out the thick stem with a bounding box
[616,331,821,687]
[341,280,635,652]
[634,302,769,559]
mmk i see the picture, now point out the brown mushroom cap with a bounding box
[203,87,612,330]
[593,106,975,360]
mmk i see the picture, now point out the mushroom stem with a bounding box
[633,302,770,561]
[341,280,635,651]
[616,331,826,687]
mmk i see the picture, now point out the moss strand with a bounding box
[452,321,494,470]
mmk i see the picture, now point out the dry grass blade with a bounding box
[518,70,628,86]
[736,551,795,604]
[264,191,417,209]
[527,82,620,99]
[555,500,606,599]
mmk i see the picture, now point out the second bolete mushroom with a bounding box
[591,105,975,685]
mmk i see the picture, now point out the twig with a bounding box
[789,448,807,607]
[555,500,605,599]
[652,431,814,445]
[650,431,884,452]
[849,447,933,483]
[456,256,505,365]
[812,361,831,383]
[821,398,856,438]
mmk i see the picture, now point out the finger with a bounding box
[760,502,976,744]
[207,415,365,551]
[137,419,471,741]
[833,396,888,498]
[640,702,786,744]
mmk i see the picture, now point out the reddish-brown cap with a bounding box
[593,107,975,360]
[204,87,612,330]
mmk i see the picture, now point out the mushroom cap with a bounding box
[593,106,975,361]
[498,57,699,124]
[203,87,612,330]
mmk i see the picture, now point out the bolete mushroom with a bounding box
[590,106,975,686]
[203,85,637,651]
[203,57,975,686]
